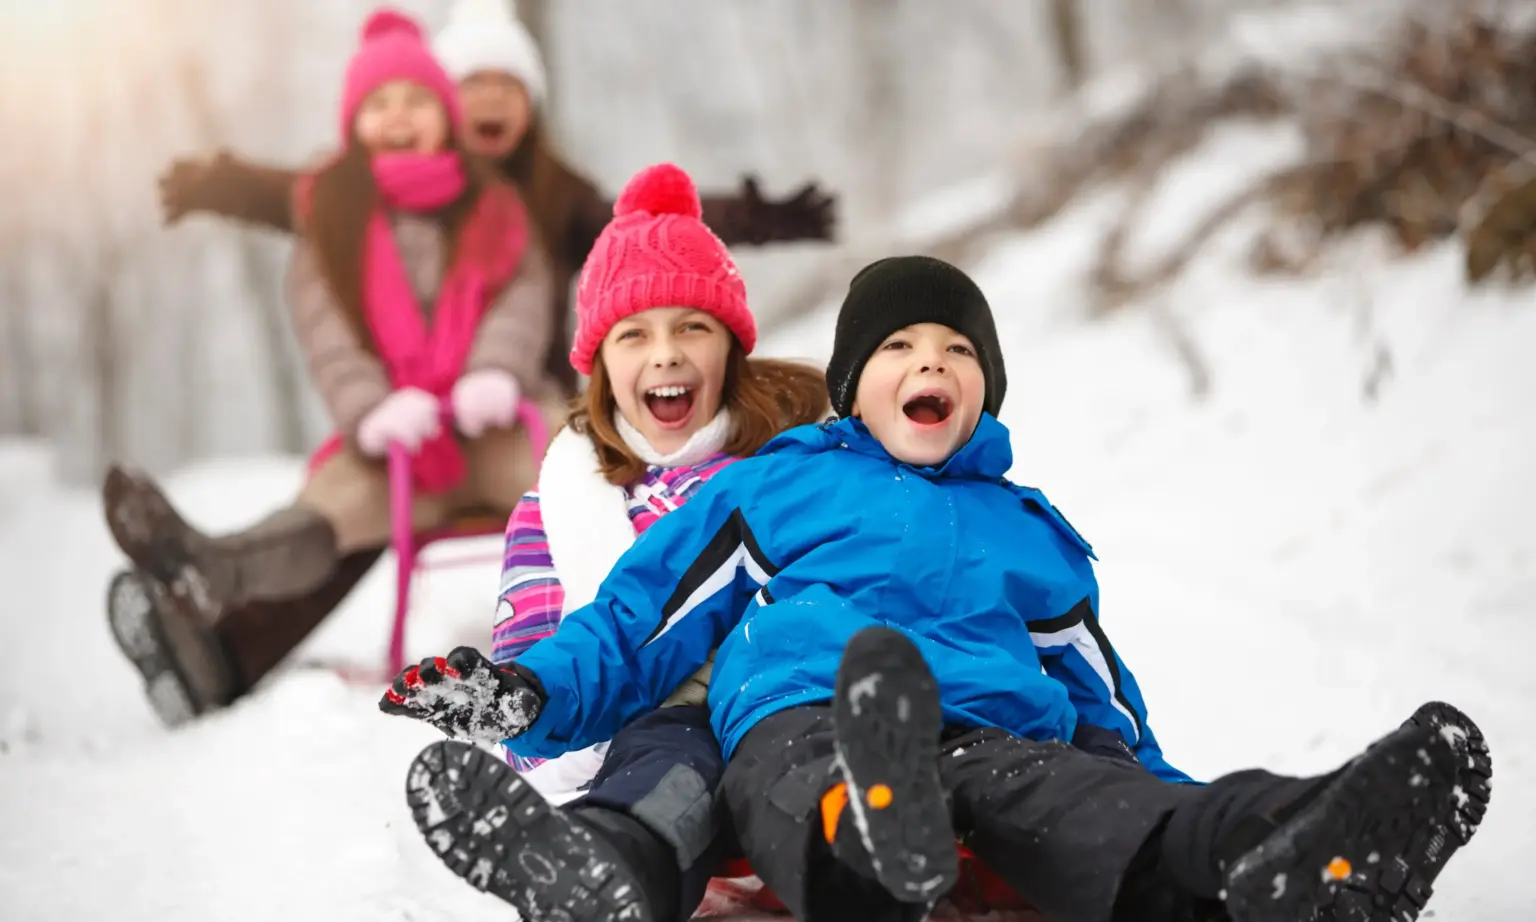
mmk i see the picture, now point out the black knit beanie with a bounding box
[826,255,1006,418]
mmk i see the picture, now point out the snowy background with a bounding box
[1,2,1532,921]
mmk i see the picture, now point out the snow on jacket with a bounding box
[506,413,1190,784]
[490,421,735,802]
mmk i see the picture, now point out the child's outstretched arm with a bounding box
[573,174,838,255]
[508,459,776,760]
[158,149,301,233]
[697,175,838,246]
[1027,595,1193,784]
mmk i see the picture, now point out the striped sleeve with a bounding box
[492,490,566,666]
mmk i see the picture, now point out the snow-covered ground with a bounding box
[2,122,1532,921]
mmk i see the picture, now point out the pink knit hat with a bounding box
[570,163,755,375]
[339,9,462,142]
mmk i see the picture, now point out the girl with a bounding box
[383,161,827,922]
[389,256,1490,922]
[154,0,839,397]
[103,9,564,725]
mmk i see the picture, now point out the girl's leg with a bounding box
[569,705,726,920]
[406,705,726,922]
[106,548,384,725]
[104,464,342,608]
[102,448,448,723]
[295,446,451,551]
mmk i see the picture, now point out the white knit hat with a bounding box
[432,0,548,106]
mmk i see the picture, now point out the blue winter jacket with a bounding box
[508,414,1190,783]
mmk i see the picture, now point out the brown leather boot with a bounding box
[107,569,239,725]
[105,548,384,727]
[102,465,340,613]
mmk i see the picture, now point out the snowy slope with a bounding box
[2,122,1533,921]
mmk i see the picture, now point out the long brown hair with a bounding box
[567,343,829,486]
[500,116,592,269]
[302,132,489,352]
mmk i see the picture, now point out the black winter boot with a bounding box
[406,740,681,922]
[1161,706,1486,922]
[830,626,958,905]
[1400,701,1492,851]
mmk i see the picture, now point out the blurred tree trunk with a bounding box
[518,0,550,55]
[1138,0,1198,63]
[179,54,307,454]
[0,292,37,436]
[0,75,39,436]
[518,0,554,111]
[848,0,905,259]
[0,244,39,437]
[1050,0,1087,94]
[91,256,123,479]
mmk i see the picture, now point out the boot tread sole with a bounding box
[406,740,653,922]
[1224,722,1465,922]
[832,627,958,903]
[106,570,203,727]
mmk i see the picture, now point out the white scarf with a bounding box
[539,408,733,616]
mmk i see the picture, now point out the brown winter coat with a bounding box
[286,212,557,441]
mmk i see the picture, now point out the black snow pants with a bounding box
[720,705,1210,922]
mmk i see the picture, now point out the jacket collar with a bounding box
[764,413,1012,481]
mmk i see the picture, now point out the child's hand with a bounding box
[737,175,838,244]
[379,647,544,744]
[158,153,221,224]
[356,387,442,456]
[450,369,520,439]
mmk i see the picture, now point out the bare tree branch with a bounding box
[1049,0,1087,95]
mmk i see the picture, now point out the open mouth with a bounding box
[472,120,508,142]
[644,385,696,428]
[379,136,419,152]
[902,392,953,427]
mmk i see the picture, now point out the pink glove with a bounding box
[356,387,442,456]
[451,369,521,439]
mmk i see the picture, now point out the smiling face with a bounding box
[599,307,733,455]
[353,79,450,155]
[457,70,533,159]
[851,322,986,467]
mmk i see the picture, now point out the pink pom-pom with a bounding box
[361,9,424,43]
[613,163,702,220]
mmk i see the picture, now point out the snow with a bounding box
[3,120,1534,921]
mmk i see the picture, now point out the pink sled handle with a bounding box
[384,397,550,675]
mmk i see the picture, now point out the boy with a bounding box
[387,256,1490,922]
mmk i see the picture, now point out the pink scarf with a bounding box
[305,152,529,494]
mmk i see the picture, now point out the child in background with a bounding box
[104,9,562,725]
